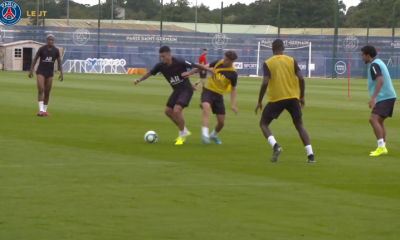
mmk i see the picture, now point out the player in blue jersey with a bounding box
[361,45,397,156]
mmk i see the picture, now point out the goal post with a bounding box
[256,41,313,78]
[256,41,261,76]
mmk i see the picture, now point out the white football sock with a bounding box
[210,130,219,138]
[179,130,186,138]
[267,136,277,148]
[377,139,384,148]
[202,127,209,137]
[184,126,189,133]
[43,105,48,112]
[305,145,313,156]
[39,101,44,112]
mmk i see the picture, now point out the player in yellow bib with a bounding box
[183,51,239,144]
[255,39,315,163]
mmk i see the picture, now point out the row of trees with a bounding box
[17,0,400,28]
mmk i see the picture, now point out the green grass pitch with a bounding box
[0,71,400,240]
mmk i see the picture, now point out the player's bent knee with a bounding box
[294,124,304,131]
[202,102,211,108]
[369,114,379,122]
[173,105,184,113]
[216,115,225,125]
[369,117,378,124]
[259,119,264,128]
[165,107,174,117]
[202,103,211,113]
[260,117,271,127]
[293,118,303,128]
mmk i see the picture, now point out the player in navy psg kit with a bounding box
[134,46,213,145]
[29,34,64,117]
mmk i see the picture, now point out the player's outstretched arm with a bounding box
[134,72,152,85]
[192,63,214,74]
[256,62,270,114]
[57,56,64,81]
[136,64,160,84]
[255,76,269,115]
[295,69,305,108]
[231,87,238,115]
[182,68,202,78]
[28,54,40,78]
[182,63,213,78]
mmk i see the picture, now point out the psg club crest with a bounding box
[212,33,228,49]
[343,35,359,52]
[73,28,90,45]
[0,1,22,26]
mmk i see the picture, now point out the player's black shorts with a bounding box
[262,98,302,120]
[166,88,194,109]
[201,88,225,115]
[372,98,396,118]
[199,71,207,79]
[36,71,54,78]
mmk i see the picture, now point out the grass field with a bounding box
[1,71,400,240]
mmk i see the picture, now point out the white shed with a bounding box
[0,40,63,72]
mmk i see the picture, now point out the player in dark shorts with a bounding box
[361,45,397,156]
[255,39,314,163]
[29,34,64,117]
[182,51,240,145]
[134,46,213,145]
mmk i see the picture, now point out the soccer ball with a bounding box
[144,131,158,143]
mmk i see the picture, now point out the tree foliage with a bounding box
[18,0,400,28]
